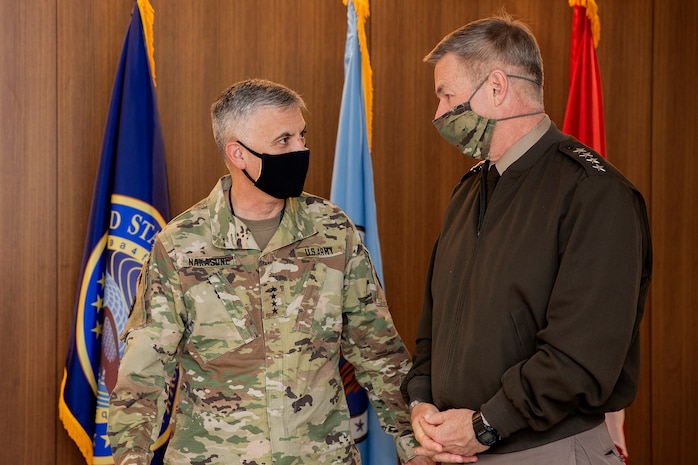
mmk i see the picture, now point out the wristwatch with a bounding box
[408,400,423,413]
[472,411,500,446]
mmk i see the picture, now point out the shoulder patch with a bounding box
[558,140,607,173]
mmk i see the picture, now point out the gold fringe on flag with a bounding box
[137,0,157,85]
[568,0,601,48]
[59,369,94,463]
[343,0,373,149]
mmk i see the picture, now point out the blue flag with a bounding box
[58,1,172,463]
[332,1,397,463]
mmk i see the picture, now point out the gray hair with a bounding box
[425,13,544,91]
[210,78,307,154]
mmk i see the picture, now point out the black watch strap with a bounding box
[472,411,500,446]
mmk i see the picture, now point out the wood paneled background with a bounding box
[0,0,694,463]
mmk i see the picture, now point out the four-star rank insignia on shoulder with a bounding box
[558,141,607,173]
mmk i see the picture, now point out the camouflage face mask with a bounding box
[433,74,544,160]
[433,100,496,160]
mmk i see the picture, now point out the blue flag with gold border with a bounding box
[332,1,397,463]
[58,1,172,463]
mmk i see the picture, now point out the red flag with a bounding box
[562,1,606,157]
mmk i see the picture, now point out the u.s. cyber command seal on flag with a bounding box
[76,194,166,463]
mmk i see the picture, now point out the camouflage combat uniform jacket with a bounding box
[108,175,417,465]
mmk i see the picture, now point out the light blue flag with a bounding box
[332,1,397,463]
[331,0,382,281]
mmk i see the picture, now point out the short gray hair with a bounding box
[210,79,307,154]
[425,13,544,89]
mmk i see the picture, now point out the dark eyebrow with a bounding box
[274,126,307,140]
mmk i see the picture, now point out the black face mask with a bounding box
[237,140,310,199]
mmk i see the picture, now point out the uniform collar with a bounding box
[493,115,551,174]
[208,175,317,251]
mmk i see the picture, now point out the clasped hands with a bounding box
[409,402,489,463]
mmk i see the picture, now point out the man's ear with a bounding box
[489,70,509,107]
[225,142,246,169]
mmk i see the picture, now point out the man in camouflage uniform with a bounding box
[108,79,431,465]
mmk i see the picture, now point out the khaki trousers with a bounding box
[472,423,624,465]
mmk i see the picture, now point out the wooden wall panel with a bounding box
[56,2,134,463]
[0,0,694,463]
[596,1,654,462]
[651,1,698,464]
[0,0,57,464]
